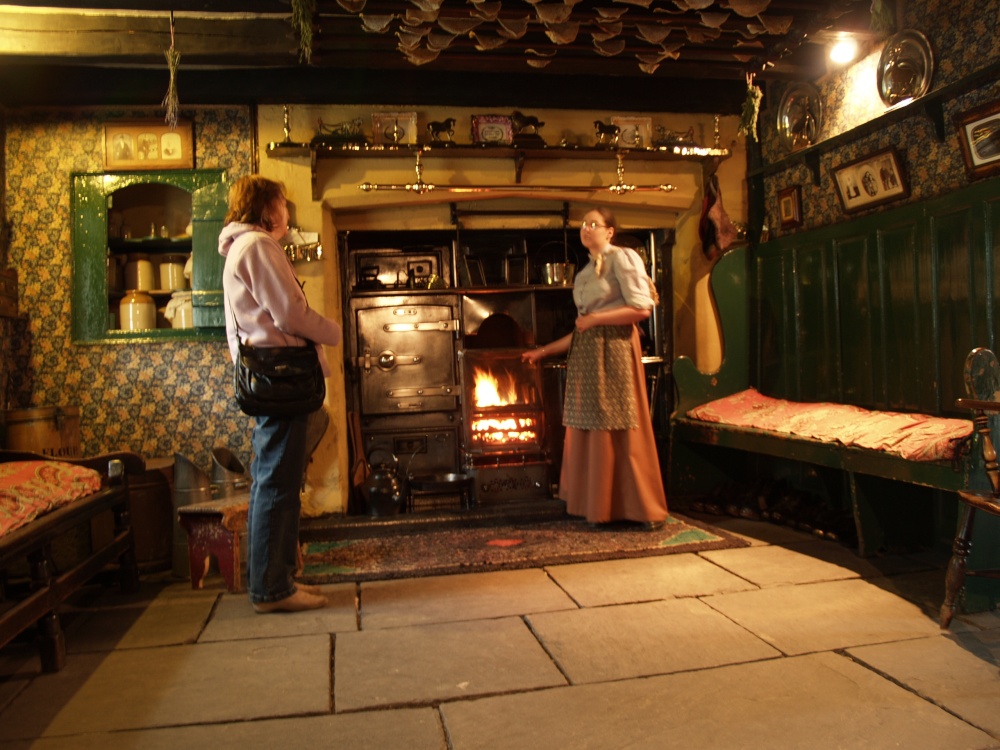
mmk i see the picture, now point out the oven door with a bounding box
[355,304,459,414]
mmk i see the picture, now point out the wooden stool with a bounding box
[177,494,249,593]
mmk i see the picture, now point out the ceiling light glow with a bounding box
[830,38,859,64]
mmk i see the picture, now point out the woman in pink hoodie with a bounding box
[220,175,342,613]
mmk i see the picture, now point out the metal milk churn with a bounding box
[363,449,405,517]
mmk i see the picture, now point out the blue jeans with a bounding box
[247,413,309,604]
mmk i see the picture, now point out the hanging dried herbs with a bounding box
[162,12,181,128]
[870,0,896,36]
[738,73,763,142]
[291,0,316,64]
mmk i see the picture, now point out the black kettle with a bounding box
[363,449,405,517]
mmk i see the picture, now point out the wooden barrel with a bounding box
[1,406,82,458]
[130,457,175,571]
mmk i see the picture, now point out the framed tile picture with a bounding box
[103,120,194,170]
[777,185,802,229]
[471,115,514,145]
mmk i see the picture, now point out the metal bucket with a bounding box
[172,453,212,579]
[211,446,250,499]
[543,262,575,286]
[0,406,81,458]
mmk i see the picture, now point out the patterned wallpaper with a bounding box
[2,107,254,470]
[761,0,1000,237]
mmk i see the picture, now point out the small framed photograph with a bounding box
[471,115,513,145]
[103,120,194,170]
[955,100,1000,179]
[504,256,528,286]
[777,185,803,229]
[832,147,909,214]
[611,116,653,149]
[372,112,418,145]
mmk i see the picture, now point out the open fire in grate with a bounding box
[461,349,543,455]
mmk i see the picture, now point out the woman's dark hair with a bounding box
[592,206,619,232]
[225,175,286,231]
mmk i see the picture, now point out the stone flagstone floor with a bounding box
[0,515,998,749]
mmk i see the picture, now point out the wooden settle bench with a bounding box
[669,178,1000,579]
[0,450,143,671]
[669,244,986,558]
[669,176,1000,617]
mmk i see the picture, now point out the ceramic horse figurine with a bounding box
[594,120,620,145]
[427,118,456,142]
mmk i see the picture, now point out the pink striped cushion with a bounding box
[0,461,103,538]
[687,388,973,463]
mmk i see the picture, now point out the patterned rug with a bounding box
[300,514,748,583]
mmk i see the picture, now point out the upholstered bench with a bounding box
[177,494,248,593]
[668,246,984,557]
[672,387,977,553]
[1,450,142,672]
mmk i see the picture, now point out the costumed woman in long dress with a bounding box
[522,207,668,528]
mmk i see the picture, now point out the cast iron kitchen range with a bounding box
[340,213,670,515]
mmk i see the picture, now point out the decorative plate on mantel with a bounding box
[776,82,823,154]
[877,29,934,107]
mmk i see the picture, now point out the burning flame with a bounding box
[468,363,539,447]
[473,366,520,408]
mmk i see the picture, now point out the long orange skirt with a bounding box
[558,326,668,524]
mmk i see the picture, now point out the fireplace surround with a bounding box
[340,217,671,514]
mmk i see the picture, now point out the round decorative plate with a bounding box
[776,82,823,154]
[877,29,934,106]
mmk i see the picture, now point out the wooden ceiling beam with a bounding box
[0,10,293,61]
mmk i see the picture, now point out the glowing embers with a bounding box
[470,414,539,447]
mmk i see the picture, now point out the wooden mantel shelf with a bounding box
[266,141,731,201]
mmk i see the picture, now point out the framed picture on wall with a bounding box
[611,116,653,149]
[103,120,194,171]
[831,147,909,214]
[777,185,803,229]
[955,99,1000,179]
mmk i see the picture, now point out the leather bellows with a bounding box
[233,341,325,417]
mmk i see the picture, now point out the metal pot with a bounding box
[363,449,405,517]
[543,262,575,286]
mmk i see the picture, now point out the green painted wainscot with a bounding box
[672,174,1000,613]
[71,170,228,343]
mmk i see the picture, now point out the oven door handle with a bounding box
[386,385,458,399]
[382,320,459,332]
[356,349,428,373]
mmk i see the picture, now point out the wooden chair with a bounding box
[941,347,1000,628]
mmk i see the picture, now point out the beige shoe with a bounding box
[253,589,326,614]
[295,583,323,596]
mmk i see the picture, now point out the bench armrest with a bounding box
[673,245,750,415]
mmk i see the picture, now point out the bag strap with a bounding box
[227,281,316,349]
[227,295,249,347]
